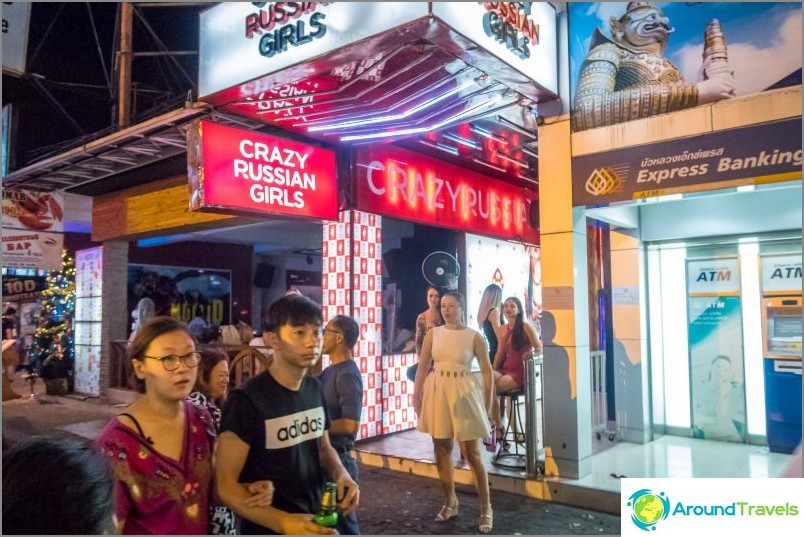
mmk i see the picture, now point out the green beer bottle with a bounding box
[312,482,338,528]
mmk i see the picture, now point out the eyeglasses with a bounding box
[141,351,202,371]
[324,328,342,335]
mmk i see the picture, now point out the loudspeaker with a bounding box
[253,263,275,288]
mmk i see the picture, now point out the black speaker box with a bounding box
[253,262,275,288]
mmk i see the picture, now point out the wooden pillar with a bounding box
[117,2,133,129]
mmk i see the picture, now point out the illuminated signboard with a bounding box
[199,2,428,99]
[187,120,338,220]
[353,145,538,244]
[432,2,557,94]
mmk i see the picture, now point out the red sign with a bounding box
[188,120,337,219]
[353,145,538,243]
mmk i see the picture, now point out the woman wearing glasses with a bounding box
[96,317,271,534]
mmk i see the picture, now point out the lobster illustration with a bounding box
[12,191,63,231]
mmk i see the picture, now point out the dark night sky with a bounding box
[2,2,207,170]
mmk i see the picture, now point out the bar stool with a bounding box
[492,389,526,469]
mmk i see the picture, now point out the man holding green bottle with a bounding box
[216,296,359,535]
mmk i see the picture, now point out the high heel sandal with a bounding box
[435,499,459,522]
[478,505,493,533]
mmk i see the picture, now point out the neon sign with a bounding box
[187,120,337,220]
[354,145,538,243]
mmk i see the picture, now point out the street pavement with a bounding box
[2,373,621,535]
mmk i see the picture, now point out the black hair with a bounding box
[2,436,115,535]
[194,345,229,403]
[127,316,195,393]
[262,295,322,334]
[328,315,360,349]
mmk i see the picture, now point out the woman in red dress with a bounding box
[491,297,542,439]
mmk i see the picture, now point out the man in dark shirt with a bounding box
[320,315,363,535]
[216,296,359,535]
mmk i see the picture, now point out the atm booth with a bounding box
[760,254,802,453]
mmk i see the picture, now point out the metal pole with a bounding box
[117,2,133,129]
[524,353,544,478]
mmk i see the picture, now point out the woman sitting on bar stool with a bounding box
[491,296,542,443]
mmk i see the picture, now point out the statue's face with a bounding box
[616,6,672,51]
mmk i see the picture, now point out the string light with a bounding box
[29,250,75,380]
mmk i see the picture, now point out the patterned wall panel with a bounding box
[322,210,385,440]
[381,353,418,434]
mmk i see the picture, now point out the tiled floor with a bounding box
[355,428,796,513]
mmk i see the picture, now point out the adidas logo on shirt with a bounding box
[264,407,325,449]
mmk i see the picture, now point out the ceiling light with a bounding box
[472,158,506,172]
[419,139,459,155]
[469,124,508,144]
[497,116,537,139]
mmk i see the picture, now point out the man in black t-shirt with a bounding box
[217,296,359,535]
[319,315,363,535]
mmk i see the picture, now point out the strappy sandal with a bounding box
[435,499,459,522]
[478,504,493,533]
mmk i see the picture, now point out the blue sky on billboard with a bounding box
[569,2,802,100]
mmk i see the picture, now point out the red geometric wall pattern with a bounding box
[322,210,386,440]
[381,353,418,434]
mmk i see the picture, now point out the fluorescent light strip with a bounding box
[497,116,537,139]
[472,157,506,172]
[340,95,504,142]
[308,80,476,132]
[419,139,459,156]
[496,150,529,167]
[469,124,508,144]
[518,146,539,159]
[441,132,480,150]
[517,173,538,184]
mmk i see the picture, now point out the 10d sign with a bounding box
[2,275,46,301]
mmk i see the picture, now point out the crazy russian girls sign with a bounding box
[187,120,337,220]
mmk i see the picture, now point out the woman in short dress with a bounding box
[414,291,495,534]
[491,296,542,439]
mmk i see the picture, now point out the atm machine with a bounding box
[760,254,802,454]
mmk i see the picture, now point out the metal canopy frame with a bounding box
[1,106,265,194]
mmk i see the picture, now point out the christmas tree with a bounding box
[29,250,75,381]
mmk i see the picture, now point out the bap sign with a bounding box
[187,120,337,220]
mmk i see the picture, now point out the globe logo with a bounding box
[627,489,670,531]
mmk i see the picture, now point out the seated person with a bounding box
[491,297,542,440]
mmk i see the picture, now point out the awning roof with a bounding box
[1,105,265,194]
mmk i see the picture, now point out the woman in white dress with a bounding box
[413,291,495,533]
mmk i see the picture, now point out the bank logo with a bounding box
[264,407,325,449]
[585,165,627,197]
[628,489,670,531]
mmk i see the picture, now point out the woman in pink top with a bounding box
[96,317,270,535]
[491,297,542,438]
